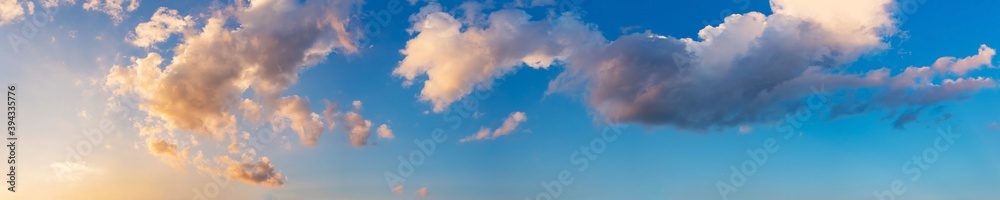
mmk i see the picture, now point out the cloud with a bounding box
[738,125,753,134]
[41,0,75,8]
[415,186,428,197]
[225,157,284,188]
[127,7,193,48]
[106,0,361,139]
[323,100,339,130]
[394,4,602,112]
[352,100,363,110]
[274,96,324,146]
[148,139,178,157]
[377,124,395,139]
[460,112,527,142]
[340,100,394,146]
[104,0,363,188]
[392,184,403,194]
[343,111,373,147]
[0,0,32,25]
[399,1,997,130]
[82,0,139,24]
[240,99,265,125]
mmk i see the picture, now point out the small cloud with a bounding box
[352,100,363,110]
[392,185,403,194]
[415,186,428,197]
[460,112,527,142]
[51,162,93,182]
[990,122,999,130]
[148,139,178,157]
[378,124,395,139]
[738,125,753,134]
[226,157,284,187]
[323,100,339,130]
[343,111,373,147]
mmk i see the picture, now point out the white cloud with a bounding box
[41,0,76,8]
[460,112,527,142]
[127,7,193,48]
[82,0,140,24]
[377,124,395,139]
[394,5,602,112]
[352,100,363,110]
[0,0,32,25]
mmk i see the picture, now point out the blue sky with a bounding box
[1,0,999,200]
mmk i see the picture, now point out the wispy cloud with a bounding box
[460,112,527,142]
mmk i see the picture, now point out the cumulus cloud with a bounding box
[377,124,395,139]
[343,111,373,147]
[106,0,361,139]
[0,0,33,25]
[460,112,527,142]
[105,0,363,187]
[274,96,324,146]
[127,7,193,48]
[394,3,602,112]
[399,0,998,130]
[82,0,139,24]
[225,157,284,187]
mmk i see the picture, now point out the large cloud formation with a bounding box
[396,0,997,130]
[105,0,363,187]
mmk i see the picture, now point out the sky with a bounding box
[0,0,999,199]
